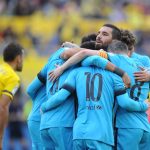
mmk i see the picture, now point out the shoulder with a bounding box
[132,52,150,67]
[4,64,20,83]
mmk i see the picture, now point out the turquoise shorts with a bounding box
[40,127,73,150]
[117,128,150,150]
[73,139,113,150]
[28,120,43,150]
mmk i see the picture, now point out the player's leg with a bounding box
[117,128,143,150]
[28,120,43,150]
[48,127,73,150]
[86,140,113,150]
[139,130,150,150]
[40,129,55,150]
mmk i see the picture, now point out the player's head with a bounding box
[96,24,121,50]
[3,43,24,72]
[120,29,136,55]
[80,41,97,50]
[107,40,128,54]
[81,33,97,44]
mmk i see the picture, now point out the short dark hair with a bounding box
[3,43,23,62]
[81,33,97,44]
[80,41,97,50]
[103,24,121,40]
[108,40,128,54]
[120,29,136,51]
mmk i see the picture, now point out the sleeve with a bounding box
[41,70,77,112]
[111,73,126,96]
[61,69,77,93]
[107,53,119,65]
[117,93,148,111]
[81,55,108,69]
[41,89,71,112]
[142,56,150,68]
[112,73,148,112]
[37,63,49,84]
[26,77,44,100]
[2,75,20,100]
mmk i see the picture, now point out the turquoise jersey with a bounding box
[27,77,47,122]
[56,67,146,146]
[131,52,150,68]
[39,47,76,130]
[27,48,67,122]
[81,54,150,132]
[108,54,150,132]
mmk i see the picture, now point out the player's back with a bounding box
[72,67,124,146]
[29,47,67,124]
[108,54,150,132]
[40,47,76,130]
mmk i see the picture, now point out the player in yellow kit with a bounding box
[0,43,24,150]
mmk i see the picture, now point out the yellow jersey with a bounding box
[0,63,20,100]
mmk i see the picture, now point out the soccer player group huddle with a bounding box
[27,24,150,150]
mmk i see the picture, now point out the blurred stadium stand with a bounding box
[0,0,150,149]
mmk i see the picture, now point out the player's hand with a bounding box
[99,49,108,59]
[61,42,79,48]
[145,99,150,108]
[48,65,63,82]
[122,73,131,88]
[134,67,150,82]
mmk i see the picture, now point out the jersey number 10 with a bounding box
[85,72,102,101]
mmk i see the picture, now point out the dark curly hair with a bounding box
[3,43,23,62]
[120,29,136,51]
[81,33,97,44]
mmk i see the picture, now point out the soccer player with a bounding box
[48,26,150,85]
[49,38,150,149]
[48,24,130,88]
[0,43,24,149]
[39,43,111,150]
[48,24,121,78]
[26,34,100,150]
[41,60,149,150]
[27,77,46,150]
[105,41,150,150]
[73,40,150,150]
[120,29,150,82]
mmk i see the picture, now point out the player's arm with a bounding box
[116,91,149,111]
[26,76,44,100]
[62,42,80,48]
[113,74,148,111]
[82,55,130,88]
[41,70,76,113]
[134,56,150,82]
[60,48,83,60]
[49,49,105,82]
[134,67,150,82]
[0,95,11,148]
[27,62,48,99]
[41,89,71,113]
[0,77,19,149]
